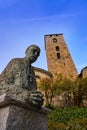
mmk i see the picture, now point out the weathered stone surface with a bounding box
[0,45,44,108]
[0,57,37,92]
[6,106,47,130]
[0,45,41,96]
[0,85,29,101]
[45,34,78,80]
[0,94,51,130]
[0,106,9,130]
[80,66,87,78]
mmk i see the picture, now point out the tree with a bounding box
[38,78,53,105]
[38,74,87,107]
[72,77,87,107]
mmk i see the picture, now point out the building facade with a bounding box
[44,33,78,80]
[79,66,87,78]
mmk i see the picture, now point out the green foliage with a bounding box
[38,78,54,104]
[38,75,87,107]
[38,76,87,129]
[48,107,87,123]
[45,103,54,109]
[48,107,87,130]
[72,77,87,106]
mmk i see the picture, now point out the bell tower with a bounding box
[44,33,78,79]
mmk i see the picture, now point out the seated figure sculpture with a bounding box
[0,45,44,108]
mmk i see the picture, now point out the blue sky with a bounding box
[0,0,87,74]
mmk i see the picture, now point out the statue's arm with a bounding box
[32,68,37,90]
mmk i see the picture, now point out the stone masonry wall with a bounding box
[81,67,87,78]
[45,34,78,80]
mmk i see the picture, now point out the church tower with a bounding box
[44,33,78,79]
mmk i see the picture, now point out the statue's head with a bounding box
[25,45,40,63]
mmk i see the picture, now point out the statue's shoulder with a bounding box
[8,58,24,65]
[1,58,25,75]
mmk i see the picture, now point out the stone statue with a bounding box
[0,45,44,108]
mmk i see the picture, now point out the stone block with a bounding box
[0,94,51,130]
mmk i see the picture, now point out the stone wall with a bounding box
[80,66,87,78]
[34,67,52,82]
[44,34,78,80]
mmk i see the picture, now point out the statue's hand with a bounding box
[28,91,44,108]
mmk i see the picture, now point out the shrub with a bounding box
[48,107,87,130]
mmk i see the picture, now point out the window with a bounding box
[53,38,57,43]
[36,75,40,79]
[57,53,60,59]
[56,46,60,51]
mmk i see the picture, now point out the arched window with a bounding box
[36,75,40,79]
[56,46,60,51]
[53,38,57,43]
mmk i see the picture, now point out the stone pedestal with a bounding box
[0,94,51,130]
